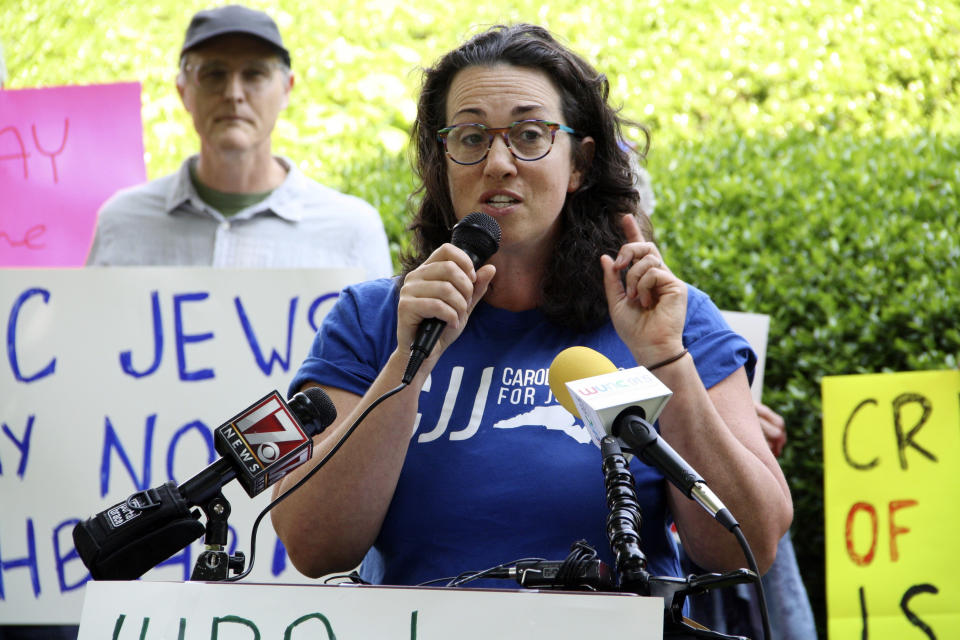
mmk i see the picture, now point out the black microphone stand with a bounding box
[600,436,756,640]
[179,460,246,581]
[188,491,246,580]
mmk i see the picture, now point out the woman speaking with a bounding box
[271,23,792,591]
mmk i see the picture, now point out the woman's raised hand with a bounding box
[600,214,687,367]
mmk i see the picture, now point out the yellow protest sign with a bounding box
[822,370,960,638]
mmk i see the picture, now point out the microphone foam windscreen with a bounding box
[548,346,618,418]
[452,211,502,263]
[302,386,338,429]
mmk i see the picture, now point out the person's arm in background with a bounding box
[756,401,786,458]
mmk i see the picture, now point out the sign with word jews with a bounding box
[0,83,146,266]
[0,267,361,623]
[822,370,960,638]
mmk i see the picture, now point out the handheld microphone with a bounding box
[72,387,337,580]
[402,211,501,384]
[547,347,738,531]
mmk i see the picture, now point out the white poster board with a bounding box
[719,310,770,402]
[0,267,361,623]
[77,580,663,639]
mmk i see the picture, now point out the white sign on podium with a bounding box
[78,581,663,639]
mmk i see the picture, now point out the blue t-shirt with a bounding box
[290,278,755,588]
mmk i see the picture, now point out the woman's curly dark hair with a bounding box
[401,23,653,332]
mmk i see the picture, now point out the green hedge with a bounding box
[651,130,960,634]
[7,0,960,186]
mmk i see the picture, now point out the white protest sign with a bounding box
[0,267,362,624]
[719,310,770,402]
[77,580,663,639]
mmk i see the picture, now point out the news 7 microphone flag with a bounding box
[216,391,313,497]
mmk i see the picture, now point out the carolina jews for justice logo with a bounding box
[414,365,594,445]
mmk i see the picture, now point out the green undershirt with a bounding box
[189,159,275,217]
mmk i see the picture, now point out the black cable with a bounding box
[416,575,462,587]
[556,540,597,588]
[447,570,484,587]
[730,524,772,640]
[226,382,408,582]
[323,570,369,585]
[413,556,546,587]
[445,557,548,587]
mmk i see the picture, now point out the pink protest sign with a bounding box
[0,83,146,266]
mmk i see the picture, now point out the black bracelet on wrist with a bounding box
[646,348,689,371]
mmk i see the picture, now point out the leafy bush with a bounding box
[7,0,960,188]
[651,130,960,630]
[5,0,960,635]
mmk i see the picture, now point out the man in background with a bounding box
[86,4,392,277]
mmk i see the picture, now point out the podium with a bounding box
[77,581,663,638]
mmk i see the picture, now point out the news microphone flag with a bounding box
[549,348,737,530]
[215,390,315,498]
[550,347,672,450]
[73,387,336,580]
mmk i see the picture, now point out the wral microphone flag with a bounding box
[215,391,313,497]
[566,366,673,447]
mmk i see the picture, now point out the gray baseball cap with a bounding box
[181,5,291,67]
